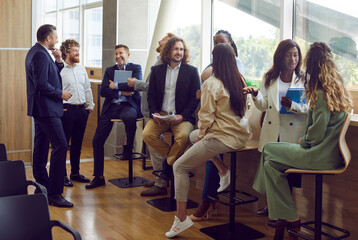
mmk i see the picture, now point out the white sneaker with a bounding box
[217,169,230,192]
[165,215,193,238]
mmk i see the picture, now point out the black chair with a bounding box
[0,160,47,197]
[0,143,7,161]
[285,112,352,240]
[0,193,81,240]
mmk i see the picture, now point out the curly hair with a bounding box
[304,42,352,113]
[60,39,80,60]
[264,39,302,88]
[160,37,190,65]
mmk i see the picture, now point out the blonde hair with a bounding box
[304,42,352,113]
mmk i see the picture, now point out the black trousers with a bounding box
[33,117,68,196]
[92,103,137,176]
[61,104,89,176]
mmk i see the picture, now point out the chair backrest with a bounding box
[0,143,7,161]
[241,98,264,150]
[0,160,28,197]
[0,194,53,240]
[286,111,352,175]
[337,111,352,172]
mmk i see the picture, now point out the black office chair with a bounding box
[0,193,81,240]
[0,160,47,197]
[0,143,7,161]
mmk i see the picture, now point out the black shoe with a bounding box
[120,145,133,160]
[64,176,73,187]
[70,173,90,183]
[85,176,106,189]
[140,185,167,196]
[48,194,74,208]
[256,205,269,216]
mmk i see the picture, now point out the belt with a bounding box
[115,101,129,106]
[63,104,85,109]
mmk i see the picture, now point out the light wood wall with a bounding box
[0,0,32,162]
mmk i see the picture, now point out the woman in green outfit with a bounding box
[252,42,352,240]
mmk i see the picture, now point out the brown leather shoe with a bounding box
[140,185,167,196]
[256,205,268,216]
[143,181,155,188]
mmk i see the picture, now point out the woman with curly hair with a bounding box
[252,42,352,240]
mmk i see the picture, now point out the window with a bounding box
[171,0,201,70]
[84,7,103,67]
[41,0,103,67]
[213,0,281,87]
[295,0,358,86]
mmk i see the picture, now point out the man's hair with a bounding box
[160,37,190,65]
[60,39,80,60]
[37,24,56,42]
[115,44,129,52]
[166,32,176,39]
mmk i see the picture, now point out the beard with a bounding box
[70,55,80,63]
[171,55,183,63]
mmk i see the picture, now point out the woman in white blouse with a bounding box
[165,43,250,238]
[243,39,308,216]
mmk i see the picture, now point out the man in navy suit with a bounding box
[86,44,143,189]
[141,37,200,196]
[25,24,73,207]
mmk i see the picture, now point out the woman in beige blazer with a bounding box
[165,43,250,238]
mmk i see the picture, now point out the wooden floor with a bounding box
[24,146,284,240]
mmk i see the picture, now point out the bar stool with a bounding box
[200,104,266,240]
[108,118,150,188]
[285,112,352,240]
[146,132,198,212]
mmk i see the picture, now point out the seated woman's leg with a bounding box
[166,138,232,237]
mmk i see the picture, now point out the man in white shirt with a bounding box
[59,39,94,187]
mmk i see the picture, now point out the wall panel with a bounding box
[0,0,32,162]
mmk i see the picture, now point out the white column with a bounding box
[143,0,179,81]
[200,0,212,73]
[280,0,294,40]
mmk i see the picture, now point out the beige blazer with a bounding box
[252,72,308,152]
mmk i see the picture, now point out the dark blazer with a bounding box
[147,63,200,125]
[25,43,64,118]
[100,63,143,118]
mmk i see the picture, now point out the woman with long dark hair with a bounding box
[165,43,250,238]
[252,42,352,240]
[190,29,246,221]
[243,39,308,216]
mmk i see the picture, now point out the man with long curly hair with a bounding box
[142,37,200,196]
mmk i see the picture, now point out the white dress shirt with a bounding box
[162,63,181,114]
[61,61,95,110]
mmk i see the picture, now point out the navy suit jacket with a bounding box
[100,63,143,118]
[147,63,200,125]
[25,43,64,118]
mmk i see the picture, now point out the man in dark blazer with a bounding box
[141,37,200,196]
[86,44,143,189]
[25,24,73,207]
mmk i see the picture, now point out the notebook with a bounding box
[280,88,306,114]
[114,70,132,83]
